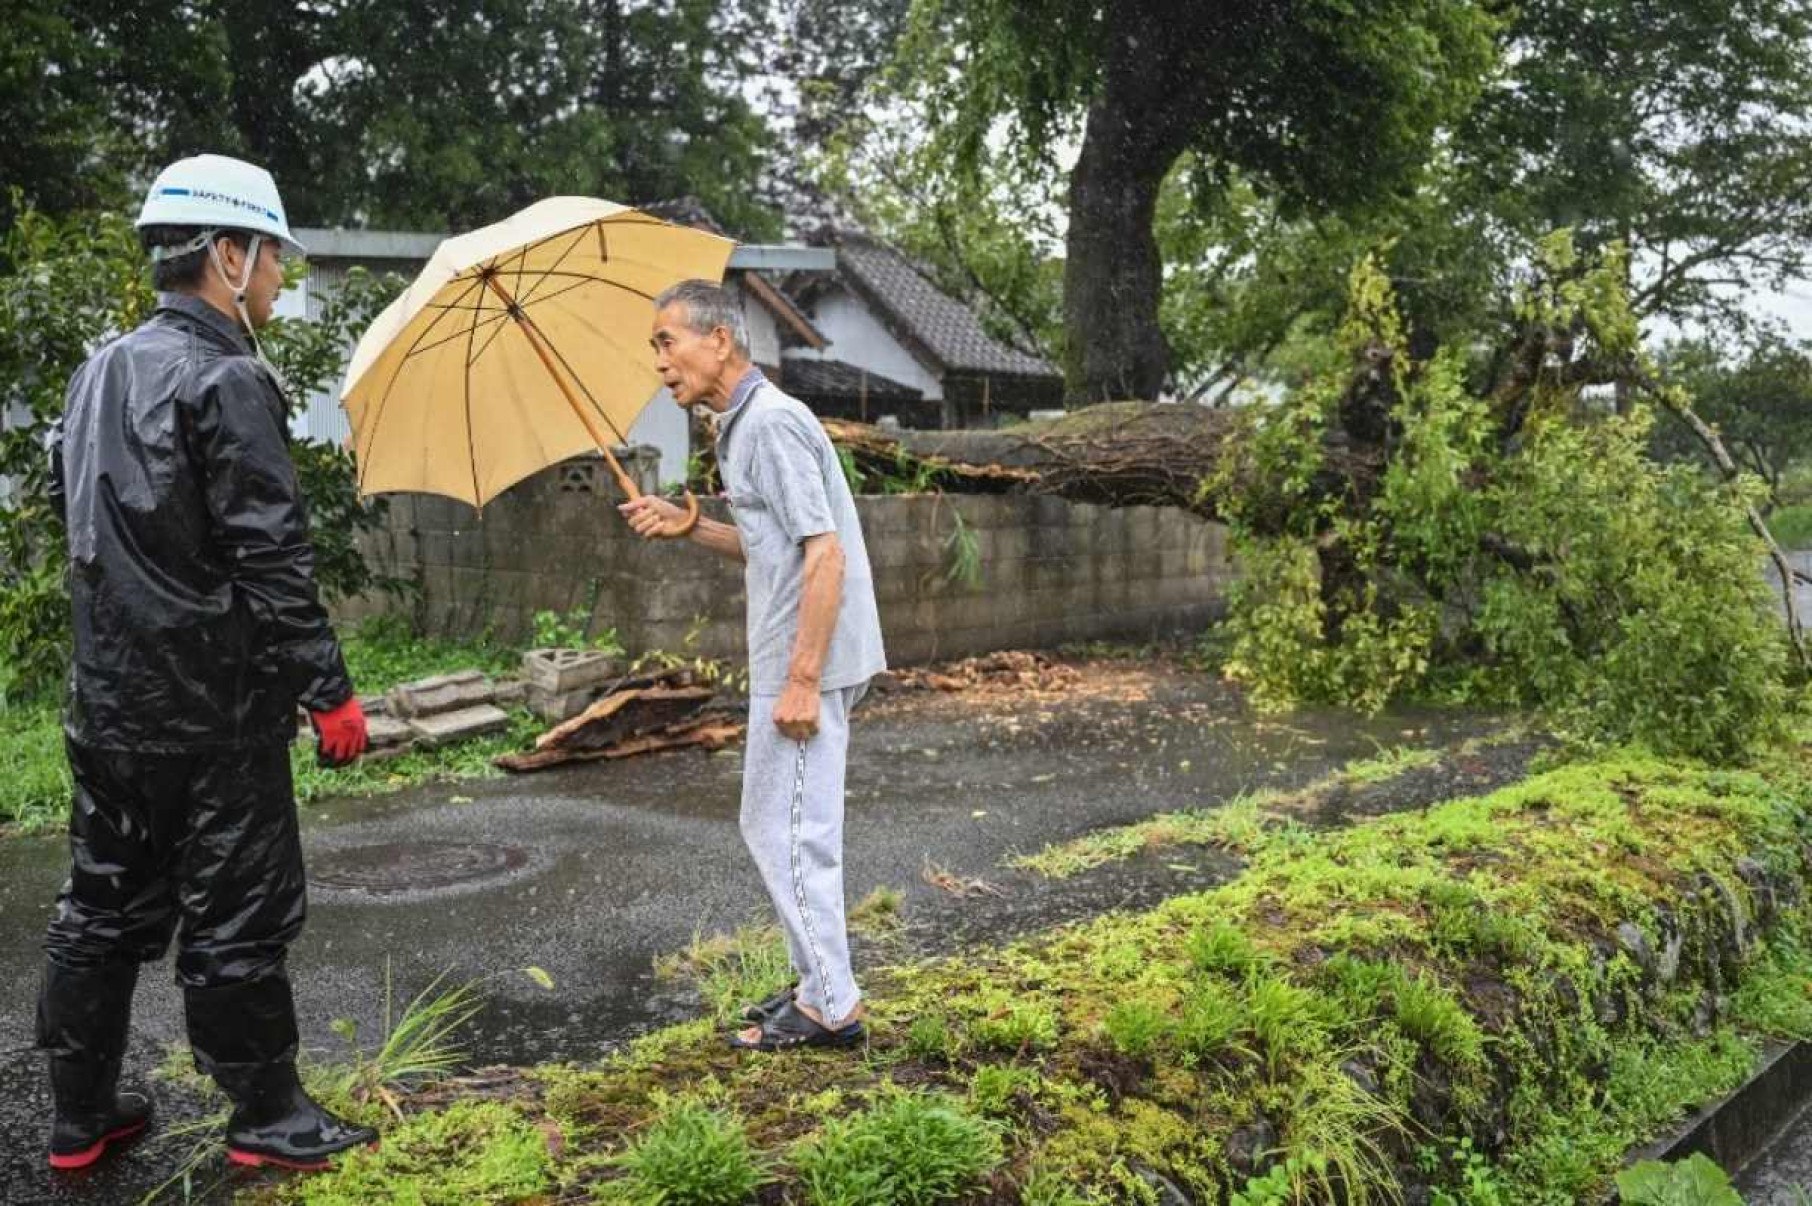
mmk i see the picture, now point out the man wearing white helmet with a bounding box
[36,153,375,1173]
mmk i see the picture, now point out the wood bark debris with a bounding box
[495,672,742,772]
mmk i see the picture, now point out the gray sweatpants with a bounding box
[741,684,864,1027]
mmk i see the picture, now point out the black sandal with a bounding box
[728,999,866,1051]
[740,980,799,1023]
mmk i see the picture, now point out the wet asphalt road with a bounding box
[0,664,1490,1204]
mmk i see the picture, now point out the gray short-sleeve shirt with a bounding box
[716,373,887,695]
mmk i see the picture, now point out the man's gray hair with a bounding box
[654,279,750,356]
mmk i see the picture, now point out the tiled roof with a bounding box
[782,357,922,401]
[636,196,729,236]
[828,232,1058,380]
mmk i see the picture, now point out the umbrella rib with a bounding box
[354,273,487,492]
[514,312,633,448]
[518,269,660,301]
[407,309,509,361]
[461,268,485,505]
[406,271,600,364]
[465,276,597,365]
[510,224,590,312]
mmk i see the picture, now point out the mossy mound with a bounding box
[254,743,1812,1204]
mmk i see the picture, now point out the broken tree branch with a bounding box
[1642,378,1810,673]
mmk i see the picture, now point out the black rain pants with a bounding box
[38,739,305,1081]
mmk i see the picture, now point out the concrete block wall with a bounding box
[339,469,1236,666]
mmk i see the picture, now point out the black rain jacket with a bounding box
[47,292,353,751]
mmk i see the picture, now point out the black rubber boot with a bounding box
[218,1063,377,1171]
[38,960,153,1170]
[47,1057,154,1170]
[186,970,374,1171]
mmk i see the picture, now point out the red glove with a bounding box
[310,697,369,767]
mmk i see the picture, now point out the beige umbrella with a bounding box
[341,195,735,531]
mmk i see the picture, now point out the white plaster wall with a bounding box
[731,279,782,367]
[627,388,692,489]
[805,289,943,400]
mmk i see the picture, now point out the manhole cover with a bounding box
[309,840,531,896]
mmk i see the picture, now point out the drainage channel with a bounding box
[1631,1040,1812,1202]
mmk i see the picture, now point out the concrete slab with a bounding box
[407,703,512,746]
[366,713,415,750]
[390,670,495,718]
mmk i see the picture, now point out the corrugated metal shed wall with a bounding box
[288,256,409,446]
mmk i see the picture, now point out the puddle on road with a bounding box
[309,839,532,897]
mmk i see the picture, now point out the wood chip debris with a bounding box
[878,650,1082,695]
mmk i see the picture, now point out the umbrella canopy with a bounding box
[342,196,735,509]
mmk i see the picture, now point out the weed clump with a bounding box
[791,1091,1003,1206]
[607,1095,770,1206]
[293,1101,549,1205]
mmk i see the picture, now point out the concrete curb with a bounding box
[1628,1039,1812,1185]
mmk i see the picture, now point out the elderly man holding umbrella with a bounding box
[623,280,886,1050]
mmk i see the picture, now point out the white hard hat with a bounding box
[135,154,305,255]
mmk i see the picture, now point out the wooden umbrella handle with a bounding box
[481,270,698,539]
[665,489,702,538]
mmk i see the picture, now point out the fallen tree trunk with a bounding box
[823,401,1380,525]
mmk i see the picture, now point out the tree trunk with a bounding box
[1061,6,1209,405]
[1063,103,1177,404]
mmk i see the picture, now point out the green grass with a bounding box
[606,1095,772,1205]
[653,922,795,1027]
[1011,731,1521,882]
[0,702,70,832]
[791,1090,1004,1206]
[294,1101,552,1205]
[1341,743,1443,784]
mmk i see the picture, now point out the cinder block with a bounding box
[527,684,605,723]
[521,648,623,693]
[407,704,512,747]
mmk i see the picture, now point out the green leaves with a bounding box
[1217,238,1790,760]
[1614,1154,1744,1206]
